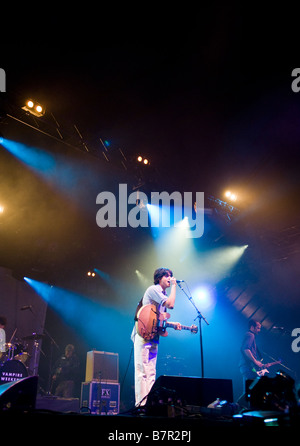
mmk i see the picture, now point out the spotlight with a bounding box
[137,155,150,165]
[224,190,237,202]
[22,99,45,117]
[87,271,96,277]
[194,285,215,310]
[0,205,4,213]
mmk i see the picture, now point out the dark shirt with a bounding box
[239,330,260,369]
[53,354,80,382]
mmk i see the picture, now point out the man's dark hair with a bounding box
[248,319,259,329]
[0,316,7,326]
[153,268,173,285]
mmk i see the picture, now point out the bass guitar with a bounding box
[253,360,282,377]
[136,304,198,341]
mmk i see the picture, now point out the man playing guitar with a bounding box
[239,319,263,381]
[131,267,181,407]
[239,319,280,381]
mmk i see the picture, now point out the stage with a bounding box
[0,374,299,441]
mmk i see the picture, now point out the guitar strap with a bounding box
[133,297,143,321]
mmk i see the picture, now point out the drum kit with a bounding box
[0,333,44,384]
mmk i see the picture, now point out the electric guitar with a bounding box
[253,360,282,377]
[136,304,198,341]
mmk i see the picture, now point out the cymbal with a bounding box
[22,333,45,340]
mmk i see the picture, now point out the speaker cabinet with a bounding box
[85,351,119,382]
[81,381,120,415]
[147,375,233,407]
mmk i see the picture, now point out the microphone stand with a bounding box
[178,282,209,378]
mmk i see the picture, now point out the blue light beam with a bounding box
[24,277,130,352]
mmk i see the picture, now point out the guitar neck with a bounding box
[264,361,280,368]
[255,360,281,371]
[166,322,192,331]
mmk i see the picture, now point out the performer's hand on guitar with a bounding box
[254,359,263,369]
[174,322,182,331]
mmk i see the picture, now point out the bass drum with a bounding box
[0,360,28,384]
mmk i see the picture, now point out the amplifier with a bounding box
[81,381,120,415]
[85,350,119,383]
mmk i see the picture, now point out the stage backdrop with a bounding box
[0,267,47,375]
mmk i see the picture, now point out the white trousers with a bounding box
[134,333,158,406]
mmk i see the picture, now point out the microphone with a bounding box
[20,305,32,310]
[176,280,184,283]
[272,326,284,331]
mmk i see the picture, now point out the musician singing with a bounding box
[131,268,181,407]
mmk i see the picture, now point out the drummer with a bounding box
[0,316,7,361]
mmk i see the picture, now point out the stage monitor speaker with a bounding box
[248,372,296,410]
[147,375,233,407]
[0,376,38,411]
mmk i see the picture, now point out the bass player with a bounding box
[239,319,263,382]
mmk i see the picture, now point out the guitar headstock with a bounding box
[191,324,198,334]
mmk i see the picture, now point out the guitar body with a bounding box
[136,304,198,340]
[136,304,170,341]
[253,360,281,377]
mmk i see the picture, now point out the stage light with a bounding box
[194,285,216,310]
[137,155,150,165]
[224,190,237,202]
[87,271,96,277]
[135,269,149,286]
[22,99,45,117]
[0,205,4,213]
[176,216,189,229]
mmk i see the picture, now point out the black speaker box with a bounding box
[0,376,38,411]
[147,375,233,407]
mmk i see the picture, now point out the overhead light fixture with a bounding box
[87,271,96,277]
[22,99,45,117]
[225,190,237,202]
[137,155,150,165]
